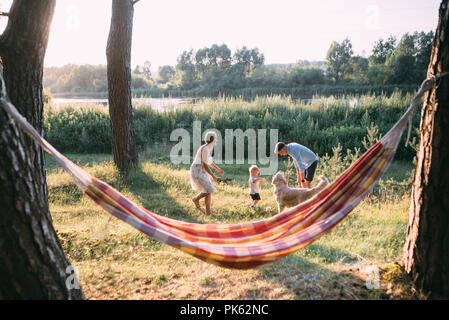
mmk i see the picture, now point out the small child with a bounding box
[248,165,266,207]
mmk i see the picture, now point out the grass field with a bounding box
[46,147,423,300]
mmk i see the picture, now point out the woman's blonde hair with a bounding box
[204,131,217,144]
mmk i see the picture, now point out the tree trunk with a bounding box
[106,0,139,172]
[0,0,83,299]
[403,0,449,299]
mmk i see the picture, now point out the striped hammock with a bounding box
[0,76,437,269]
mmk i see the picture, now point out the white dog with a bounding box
[271,171,330,213]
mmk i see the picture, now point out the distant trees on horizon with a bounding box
[43,30,434,96]
[326,31,434,85]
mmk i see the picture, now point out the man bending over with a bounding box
[275,142,318,188]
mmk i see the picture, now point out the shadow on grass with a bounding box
[46,154,114,206]
[258,243,390,300]
[123,165,203,224]
[299,242,361,264]
[45,153,113,171]
[46,152,203,223]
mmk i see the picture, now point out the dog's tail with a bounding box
[309,175,330,196]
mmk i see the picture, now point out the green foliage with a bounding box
[44,64,152,94]
[319,143,361,182]
[372,31,434,85]
[44,64,108,93]
[366,64,393,85]
[232,46,265,77]
[43,87,52,105]
[289,66,326,86]
[135,60,152,81]
[349,56,369,84]
[131,84,417,100]
[370,36,397,65]
[44,104,111,153]
[156,65,176,84]
[44,92,421,160]
[44,31,432,99]
[326,38,354,82]
[131,75,150,90]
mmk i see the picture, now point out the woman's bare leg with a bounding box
[192,192,207,210]
[204,194,212,215]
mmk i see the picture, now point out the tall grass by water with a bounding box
[131,84,418,100]
[44,91,421,160]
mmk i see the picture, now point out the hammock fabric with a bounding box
[0,76,438,269]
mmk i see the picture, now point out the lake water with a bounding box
[52,97,193,111]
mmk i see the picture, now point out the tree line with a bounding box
[327,31,434,85]
[43,31,434,97]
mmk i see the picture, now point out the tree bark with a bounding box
[403,0,449,298]
[106,0,139,172]
[0,0,83,299]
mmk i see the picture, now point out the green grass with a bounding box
[46,148,419,300]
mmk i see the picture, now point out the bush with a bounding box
[44,92,420,160]
[44,104,111,153]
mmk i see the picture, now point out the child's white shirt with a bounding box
[249,176,260,194]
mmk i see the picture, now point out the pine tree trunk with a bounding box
[403,0,449,299]
[0,0,83,299]
[106,0,139,172]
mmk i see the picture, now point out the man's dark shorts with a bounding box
[305,160,318,182]
[250,193,261,200]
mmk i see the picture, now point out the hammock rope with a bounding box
[0,75,442,269]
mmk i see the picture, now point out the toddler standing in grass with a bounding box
[248,165,266,207]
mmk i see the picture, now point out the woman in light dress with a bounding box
[190,131,224,215]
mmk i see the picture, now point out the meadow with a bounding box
[46,135,422,299]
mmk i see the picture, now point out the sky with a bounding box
[0,0,442,72]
